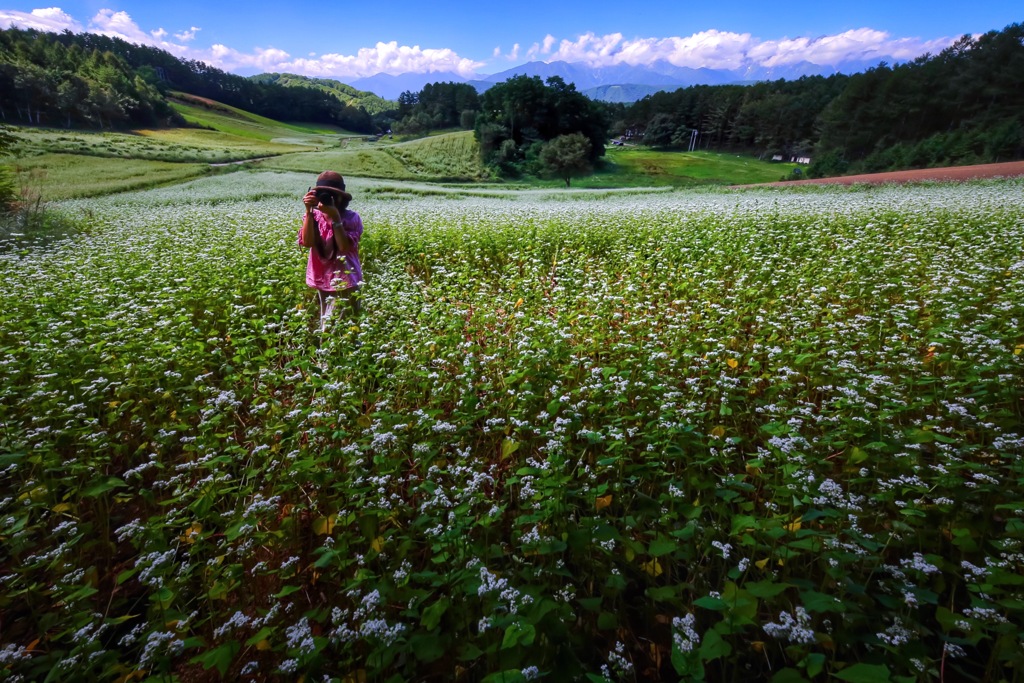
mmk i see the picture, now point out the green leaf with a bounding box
[834,663,891,683]
[190,640,240,677]
[771,669,808,683]
[699,628,732,662]
[82,476,128,497]
[244,627,274,647]
[409,633,445,663]
[648,535,677,557]
[273,585,302,598]
[501,438,519,459]
[694,595,727,611]
[501,622,536,649]
[421,597,450,630]
[647,586,678,602]
[745,580,790,599]
[803,652,826,678]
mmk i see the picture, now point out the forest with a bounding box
[0,28,380,133]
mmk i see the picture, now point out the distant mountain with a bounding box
[347,71,467,100]
[581,84,664,103]
[340,55,906,102]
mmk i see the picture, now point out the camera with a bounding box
[316,190,334,205]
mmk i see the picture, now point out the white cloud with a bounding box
[0,7,83,33]
[174,26,201,43]
[496,43,520,61]
[535,27,951,70]
[203,40,484,78]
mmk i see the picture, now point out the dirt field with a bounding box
[736,160,1024,188]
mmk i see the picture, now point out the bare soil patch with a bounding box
[734,160,1024,188]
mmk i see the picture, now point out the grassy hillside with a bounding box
[169,92,355,143]
[262,130,491,182]
[252,73,395,115]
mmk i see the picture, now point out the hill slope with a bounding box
[251,73,396,114]
[261,130,490,182]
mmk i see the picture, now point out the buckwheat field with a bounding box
[2,173,1022,682]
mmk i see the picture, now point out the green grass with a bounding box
[169,92,357,143]
[262,131,490,182]
[9,153,210,199]
[592,146,799,187]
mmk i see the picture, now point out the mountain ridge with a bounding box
[341,56,891,101]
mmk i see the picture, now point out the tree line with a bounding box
[0,28,380,133]
[613,22,1024,176]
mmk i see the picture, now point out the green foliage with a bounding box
[393,81,480,135]
[0,28,180,129]
[474,75,608,178]
[0,124,16,210]
[0,164,15,211]
[539,133,593,187]
[2,173,1024,681]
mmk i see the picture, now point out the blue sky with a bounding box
[1,2,1020,78]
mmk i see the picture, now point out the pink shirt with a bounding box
[298,209,363,292]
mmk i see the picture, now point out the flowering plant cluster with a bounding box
[1,174,1022,681]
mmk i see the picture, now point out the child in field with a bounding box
[298,171,363,329]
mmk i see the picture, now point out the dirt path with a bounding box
[734,160,1024,188]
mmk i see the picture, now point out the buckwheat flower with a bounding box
[522,666,540,680]
[241,661,258,675]
[285,617,316,654]
[962,607,1008,624]
[114,518,145,543]
[961,560,989,581]
[943,643,966,658]
[672,613,700,653]
[763,606,816,644]
[900,552,940,575]
[607,640,633,675]
[214,611,253,639]
[0,643,31,666]
[139,630,183,666]
[877,617,913,646]
[711,541,732,559]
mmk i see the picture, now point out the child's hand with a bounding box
[303,190,319,211]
